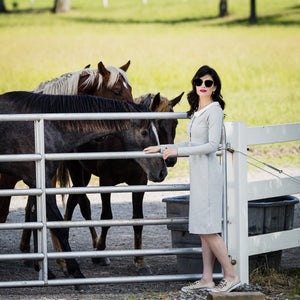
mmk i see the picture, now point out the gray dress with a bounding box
[161,102,224,234]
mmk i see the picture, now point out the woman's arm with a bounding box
[144,107,223,158]
[177,108,223,156]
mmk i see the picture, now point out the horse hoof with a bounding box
[48,269,56,279]
[91,257,111,265]
[138,267,152,276]
[75,284,90,291]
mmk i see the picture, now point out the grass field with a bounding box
[1,0,299,175]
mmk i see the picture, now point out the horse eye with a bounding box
[113,90,121,96]
[141,130,148,136]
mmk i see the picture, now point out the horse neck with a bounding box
[45,121,118,153]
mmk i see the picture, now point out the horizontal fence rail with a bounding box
[0,111,227,289]
[0,112,187,122]
[0,217,189,231]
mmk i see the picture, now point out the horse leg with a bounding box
[24,172,85,284]
[20,175,57,262]
[0,174,19,223]
[27,196,56,279]
[132,191,152,275]
[19,200,32,253]
[93,181,112,265]
[0,174,36,267]
[45,194,85,281]
[128,169,152,275]
[64,161,98,248]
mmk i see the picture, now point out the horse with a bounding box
[0,60,133,224]
[61,92,183,275]
[0,91,167,281]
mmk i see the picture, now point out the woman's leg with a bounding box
[180,236,216,291]
[199,236,215,283]
[200,233,236,281]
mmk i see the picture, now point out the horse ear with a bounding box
[98,61,110,80]
[120,60,131,72]
[150,93,161,112]
[143,93,152,109]
[122,101,134,112]
[170,92,184,108]
[84,64,91,69]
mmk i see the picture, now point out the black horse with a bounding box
[60,92,183,275]
[0,91,167,281]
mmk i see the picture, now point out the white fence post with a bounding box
[34,119,48,282]
[225,121,249,284]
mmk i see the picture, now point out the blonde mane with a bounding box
[33,66,131,95]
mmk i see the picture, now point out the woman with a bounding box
[144,65,241,293]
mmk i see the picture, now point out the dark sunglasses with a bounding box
[193,78,214,88]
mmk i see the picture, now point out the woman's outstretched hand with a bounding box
[144,146,178,160]
[162,147,178,160]
[143,145,161,153]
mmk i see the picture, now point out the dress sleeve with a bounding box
[160,141,190,153]
[177,107,224,156]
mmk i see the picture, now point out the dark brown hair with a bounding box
[187,65,225,117]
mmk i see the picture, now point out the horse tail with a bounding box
[56,162,71,208]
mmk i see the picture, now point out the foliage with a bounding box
[250,267,300,298]
[0,0,299,175]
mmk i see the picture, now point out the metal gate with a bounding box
[0,111,227,288]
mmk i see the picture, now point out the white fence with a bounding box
[0,114,299,287]
[0,112,227,288]
[225,121,300,284]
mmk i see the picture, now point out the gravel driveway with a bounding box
[0,169,299,299]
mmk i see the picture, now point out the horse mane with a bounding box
[134,93,172,113]
[33,66,131,95]
[6,91,147,132]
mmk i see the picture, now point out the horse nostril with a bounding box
[166,157,177,168]
[160,168,168,181]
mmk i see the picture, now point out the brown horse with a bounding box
[0,91,167,283]
[62,92,184,275]
[0,61,134,278]
[0,60,133,224]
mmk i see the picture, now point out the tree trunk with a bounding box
[0,0,7,13]
[249,0,257,24]
[219,0,228,18]
[53,0,70,13]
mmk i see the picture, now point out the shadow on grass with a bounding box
[65,15,216,25]
[1,6,300,27]
[211,13,300,27]
[64,10,300,27]
[0,8,52,14]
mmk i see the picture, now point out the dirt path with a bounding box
[0,169,299,299]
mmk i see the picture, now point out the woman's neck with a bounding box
[198,97,213,111]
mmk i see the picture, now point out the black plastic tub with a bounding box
[248,195,299,271]
[163,194,299,274]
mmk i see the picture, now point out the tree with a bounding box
[249,0,257,24]
[219,0,228,17]
[53,0,70,13]
[0,0,6,13]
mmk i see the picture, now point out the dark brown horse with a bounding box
[0,91,167,282]
[62,92,183,275]
[0,60,133,224]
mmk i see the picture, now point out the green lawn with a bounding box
[1,0,299,175]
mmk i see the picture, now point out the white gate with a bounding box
[0,111,226,288]
[225,121,300,284]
